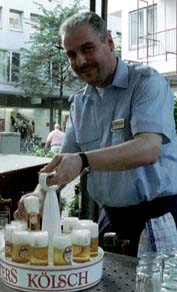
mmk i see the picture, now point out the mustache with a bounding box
[77,63,96,73]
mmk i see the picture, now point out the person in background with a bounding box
[44,123,65,154]
[15,11,177,257]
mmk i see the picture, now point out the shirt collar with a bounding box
[112,57,129,89]
[82,57,129,101]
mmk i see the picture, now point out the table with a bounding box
[0,154,51,219]
[85,252,138,292]
[0,252,138,292]
[0,154,51,174]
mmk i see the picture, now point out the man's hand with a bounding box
[40,153,82,187]
[14,153,82,220]
[13,189,46,220]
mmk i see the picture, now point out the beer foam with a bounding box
[63,217,79,223]
[11,220,27,230]
[53,234,71,249]
[30,231,48,247]
[72,229,90,246]
[79,219,93,224]
[62,217,79,233]
[24,196,39,214]
[5,224,18,241]
[75,222,98,238]
[11,220,18,225]
[90,222,98,238]
[12,231,30,244]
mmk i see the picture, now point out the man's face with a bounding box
[62,25,117,87]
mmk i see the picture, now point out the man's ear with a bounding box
[106,33,115,51]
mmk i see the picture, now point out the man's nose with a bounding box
[76,52,87,66]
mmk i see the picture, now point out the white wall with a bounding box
[158,0,176,31]
[121,1,136,62]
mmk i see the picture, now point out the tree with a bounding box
[68,183,81,217]
[114,33,121,58]
[19,0,84,126]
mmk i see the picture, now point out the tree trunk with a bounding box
[49,99,54,131]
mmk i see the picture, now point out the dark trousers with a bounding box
[98,195,177,257]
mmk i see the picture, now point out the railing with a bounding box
[137,28,177,60]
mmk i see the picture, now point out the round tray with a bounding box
[0,248,104,292]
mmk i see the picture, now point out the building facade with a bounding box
[120,0,177,95]
[0,0,88,141]
[0,0,121,142]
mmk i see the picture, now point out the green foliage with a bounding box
[67,183,80,217]
[114,41,121,58]
[32,147,54,158]
[19,0,84,99]
[60,196,67,214]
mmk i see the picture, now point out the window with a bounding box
[0,50,20,82]
[129,4,157,49]
[0,50,8,82]
[9,9,23,31]
[30,13,39,35]
[9,52,20,82]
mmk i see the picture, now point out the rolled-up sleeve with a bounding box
[131,72,175,144]
[61,107,81,154]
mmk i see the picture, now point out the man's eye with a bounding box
[83,46,94,53]
[67,52,75,59]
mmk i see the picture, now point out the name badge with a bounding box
[112,119,125,131]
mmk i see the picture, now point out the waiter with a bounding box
[15,12,177,257]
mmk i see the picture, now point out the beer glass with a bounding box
[0,215,8,251]
[136,254,161,292]
[30,231,48,266]
[5,224,18,257]
[24,196,40,231]
[62,217,79,234]
[53,234,72,265]
[72,229,90,263]
[12,231,30,264]
[75,221,99,257]
[89,222,99,257]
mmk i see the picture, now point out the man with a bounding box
[15,12,177,256]
[45,123,65,154]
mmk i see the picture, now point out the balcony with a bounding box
[137,28,177,61]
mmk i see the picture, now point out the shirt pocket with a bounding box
[112,128,132,144]
[76,130,99,151]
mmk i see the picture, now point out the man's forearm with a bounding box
[85,133,162,171]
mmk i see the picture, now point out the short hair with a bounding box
[54,123,60,129]
[59,11,107,41]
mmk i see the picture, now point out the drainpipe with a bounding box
[101,0,108,25]
[90,0,96,12]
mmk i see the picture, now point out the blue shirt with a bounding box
[62,58,177,208]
